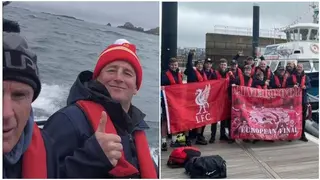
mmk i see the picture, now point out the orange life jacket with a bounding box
[255,67,271,80]
[215,70,234,80]
[193,67,207,82]
[77,100,157,178]
[165,70,183,84]
[274,75,287,88]
[235,68,245,86]
[250,65,256,76]
[292,74,306,87]
[22,124,47,178]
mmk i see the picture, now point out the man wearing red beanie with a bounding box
[43,39,158,178]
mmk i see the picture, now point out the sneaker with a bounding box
[161,142,167,151]
[299,136,308,142]
[209,136,215,144]
[195,136,208,145]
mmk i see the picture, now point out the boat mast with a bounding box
[310,2,319,24]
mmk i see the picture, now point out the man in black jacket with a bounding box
[161,58,190,150]
[285,61,296,76]
[286,63,311,142]
[232,65,254,87]
[270,66,288,89]
[209,59,234,143]
[184,50,208,83]
[43,39,158,178]
[184,50,208,145]
[203,58,216,80]
[3,20,58,178]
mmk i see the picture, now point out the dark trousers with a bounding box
[210,120,229,139]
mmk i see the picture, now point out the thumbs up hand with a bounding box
[95,111,123,167]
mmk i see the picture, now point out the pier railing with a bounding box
[213,25,287,39]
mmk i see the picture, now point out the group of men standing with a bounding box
[161,49,310,151]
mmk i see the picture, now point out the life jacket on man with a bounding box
[165,70,183,84]
[193,67,207,82]
[76,100,157,178]
[242,76,253,87]
[273,75,287,88]
[204,68,216,80]
[215,70,234,80]
[254,67,272,81]
[22,124,47,178]
[291,74,306,87]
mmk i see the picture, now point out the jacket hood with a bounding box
[67,71,149,133]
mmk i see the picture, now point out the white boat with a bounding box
[261,3,319,73]
[262,22,319,73]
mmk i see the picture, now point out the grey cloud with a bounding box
[12,1,159,29]
[179,2,313,20]
[178,2,317,47]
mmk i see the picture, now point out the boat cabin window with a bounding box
[310,29,318,41]
[299,29,309,41]
[286,28,319,41]
[286,30,293,41]
[313,61,319,71]
[293,29,299,41]
[297,61,312,71]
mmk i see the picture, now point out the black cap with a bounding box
[204,58,212,63]
[231,59,238,65]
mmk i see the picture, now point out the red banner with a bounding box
[231,86,303,140]
[163,79,231,134]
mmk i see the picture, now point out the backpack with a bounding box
[185,155,227,179]
[167,147,201,168]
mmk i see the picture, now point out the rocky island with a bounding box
[117,22,159,36]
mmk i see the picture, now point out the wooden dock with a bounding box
[161,126,319,179]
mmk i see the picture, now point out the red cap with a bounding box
[93,39,142,90]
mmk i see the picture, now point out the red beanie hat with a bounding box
[93,39,142,90]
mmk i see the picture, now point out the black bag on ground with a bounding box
[185,155,227,179]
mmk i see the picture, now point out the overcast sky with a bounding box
[9,1,318,48]
[178,2,317,47]
[12,2,159,29]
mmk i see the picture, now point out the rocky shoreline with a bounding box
[115,22,159,36]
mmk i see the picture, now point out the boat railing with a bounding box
[213,25,287,39]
